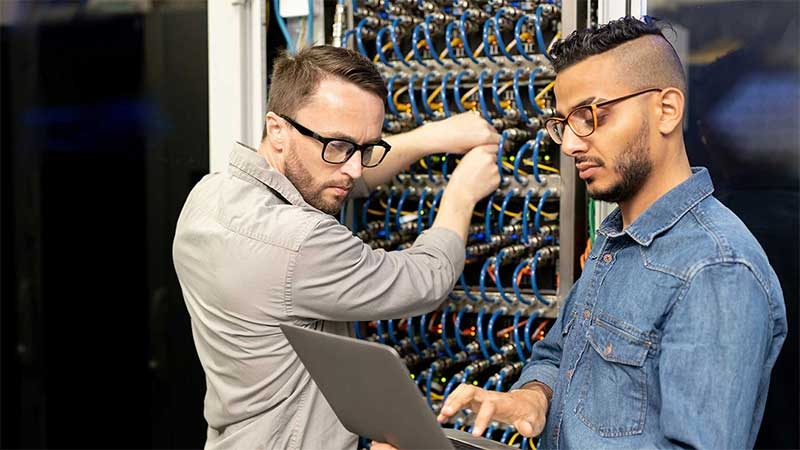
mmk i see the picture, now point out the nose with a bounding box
[340,151,363,179]
[559,125,588,158]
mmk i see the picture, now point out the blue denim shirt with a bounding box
[512,168,787,449]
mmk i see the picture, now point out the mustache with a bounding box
[574,156,605,167]
[326,179,354,190]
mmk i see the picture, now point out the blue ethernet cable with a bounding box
[421,72,437,116]
[493,8,517,63]
[411,23,430,68]
[440,71,453,118]
[482,376,496,390]
[440,304,455,358]
[513,140,532,184]
[535,189,552,232]
[361,189,380,231]
[444,21,463,66]
[273,0,297,54]
[387,318,399,345]
[497,130,509,184]
[386,74,403,117]
[535,5,554,62]
[376,320,386,344]
[427,188,444,228]
[495,370,506,391]
[512,259,533,307]
[460,273,479,302]
[491,69,509,117]
[532,128,547,184]
[374,26,394,66]
[341,29,356,48]
[498,189,515,230]
[383,188,395,237]
[522,188,534,244]
[454,306,469,352]
[479,258,496,304]
[476,307,492,359]
[477,70,492,121]
[459,11,481,65]
[406,316,422,354]
[524,310,539,353]
[530,250,552,306]
[425,155,436,182]
[395,187,412,230]
[416,187,430,235]
[443,372,462,402]
[501,426,515,444]
[528,67,545,115]
[481,18,499,64]
[487,307,507,353]
[513,68,532,124]
[354,321,363,339]
[514,15,535,61]
[355,18,371,58]
[390,18,412,68]
[419,313,431,348]
[423,15,446,66]
[441,153,450,180]
[494,249,515,304]
[453,70,471,113]
[484,192,495,242]
[512,309,527,360]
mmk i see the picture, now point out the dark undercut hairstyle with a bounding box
[262,45,387,140]
[550,16,686,92]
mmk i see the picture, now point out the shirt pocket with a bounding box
[575,316,651,437]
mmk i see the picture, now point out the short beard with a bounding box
[589,120,652,203]
[283,150,343,215]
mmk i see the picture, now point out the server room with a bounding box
[1,0,797,449]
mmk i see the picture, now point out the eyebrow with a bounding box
[320,130,383,145]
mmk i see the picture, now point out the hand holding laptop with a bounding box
[437,383,550,438]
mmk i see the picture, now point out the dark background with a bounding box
[1,0,798,448]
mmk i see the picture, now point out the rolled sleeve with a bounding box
[287,215,465,321]
[510,307,568,392]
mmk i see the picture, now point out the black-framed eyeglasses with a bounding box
[278,114,391,168]
[544,88,663,144]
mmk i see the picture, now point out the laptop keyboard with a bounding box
[448,438,488,450]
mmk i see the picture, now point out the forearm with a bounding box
[429,189,476,242]
[361,128,434,189]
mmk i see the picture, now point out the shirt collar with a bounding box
[228,142,310,208]
[598,167,715,246]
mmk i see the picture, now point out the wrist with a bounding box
[521,381,553,404]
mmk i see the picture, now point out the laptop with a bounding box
[280,323,513,450]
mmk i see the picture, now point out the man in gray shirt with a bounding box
[173,45,501,449]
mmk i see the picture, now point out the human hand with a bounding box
[414,111,499,155]
[369,442,397,450]
[437,384,548,438]
[445,143,501,205]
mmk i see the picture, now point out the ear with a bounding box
[264,112,287,152]
[656,88,684,135]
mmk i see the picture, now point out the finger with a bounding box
[439,384,477,418]
[370,442,397,450]
[514,419,535,437]
[470,400,497,437]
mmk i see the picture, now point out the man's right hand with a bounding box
[437,383,549,438]
[445,143,501,206]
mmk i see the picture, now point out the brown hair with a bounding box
[263,45,387,140]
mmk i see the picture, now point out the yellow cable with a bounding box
[373,42,394,63]
[529,437,537,450]
[529,202,558,219]
[509,432,520,445]
[492,201,522,219]
[392,85,411,112]
[535,80,556,109]
[472,42,484,58]
[460,85,480,110]
[521,159,560,174]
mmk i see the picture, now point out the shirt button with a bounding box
[583,309,591,319]
[602,253,614,263]
[567,369,573,379]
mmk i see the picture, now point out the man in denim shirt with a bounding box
[433,17,788,449]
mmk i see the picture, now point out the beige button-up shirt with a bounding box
[173,143,465,449]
